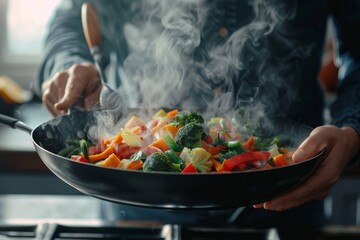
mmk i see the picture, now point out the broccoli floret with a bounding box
[143,152,182,172]
[171,111,204,127]
[174,123,209,149]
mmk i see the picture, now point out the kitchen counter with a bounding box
[0,101,82,195]
[0,101,51,173]
[0,194,102,221]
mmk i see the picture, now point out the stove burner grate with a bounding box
[50,224,168,240]
[0,223,279,240]
[1,222,360,240]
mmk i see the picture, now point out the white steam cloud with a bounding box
[122,0,208,109]
[91,0,315,137]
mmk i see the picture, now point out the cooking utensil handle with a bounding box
[0,113,32,134]
[81,3,101,49]
[81,2,108,85]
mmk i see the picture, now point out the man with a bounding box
[37,0,360,226]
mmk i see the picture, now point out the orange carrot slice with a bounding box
[273,154,288,167]
[96,153,121,168]
[148,137,170,152]
[162,123,181,137]
[128,159,143,170]
[89,132,123,162]
[211,159,224,172]
[166,109,179,120]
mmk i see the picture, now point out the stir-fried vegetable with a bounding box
[174,123,209,149]
[222,151,271,171]
[58,109,296,173]
[143,152,182,172]
[183,148,212,173]
[171,111,204,127]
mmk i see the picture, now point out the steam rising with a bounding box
[91,0,312,139]
[122,0,208,109]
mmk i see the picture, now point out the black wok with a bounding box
[0,109,325,209]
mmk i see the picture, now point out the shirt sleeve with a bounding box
[35,0,93,98]
[329,0,360,135]
[329,0,360,166]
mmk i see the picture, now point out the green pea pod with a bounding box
[226,140,241,148]
[79,139,89,160]
[65,147,81,158]
[65,139,81,147]
[163,135,182,152]
[165,149,185,169]
[57,145,77,157]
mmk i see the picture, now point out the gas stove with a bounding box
[0,222,278,240]
[1,195,360,240]
[1,222,360,240]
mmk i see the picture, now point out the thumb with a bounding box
[292,148,308,163]
[292,127,328,163]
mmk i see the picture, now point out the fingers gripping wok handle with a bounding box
[0,114,32,134]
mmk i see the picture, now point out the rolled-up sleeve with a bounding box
[35,0,93,97]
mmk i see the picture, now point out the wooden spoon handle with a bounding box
[81,2,101,48]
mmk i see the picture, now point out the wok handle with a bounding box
[0,113,32,134]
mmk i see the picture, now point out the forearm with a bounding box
[340,127,360,167]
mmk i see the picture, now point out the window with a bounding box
[0,0,61,89]
[6,0,61,58]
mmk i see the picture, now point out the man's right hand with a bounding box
[41,62,102,116]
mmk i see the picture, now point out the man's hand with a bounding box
[41,62,102,116]
[253,125,360,211]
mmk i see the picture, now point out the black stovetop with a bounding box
[1,195,360,240]
[1,222,360,240]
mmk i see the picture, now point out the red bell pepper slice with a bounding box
[222,151,270,171]
[181,162,198,173]
[71,155,90,163]
[114,144,141,159]
[88,145,102,155]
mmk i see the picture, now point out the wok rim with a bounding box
[31,124,326,177]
